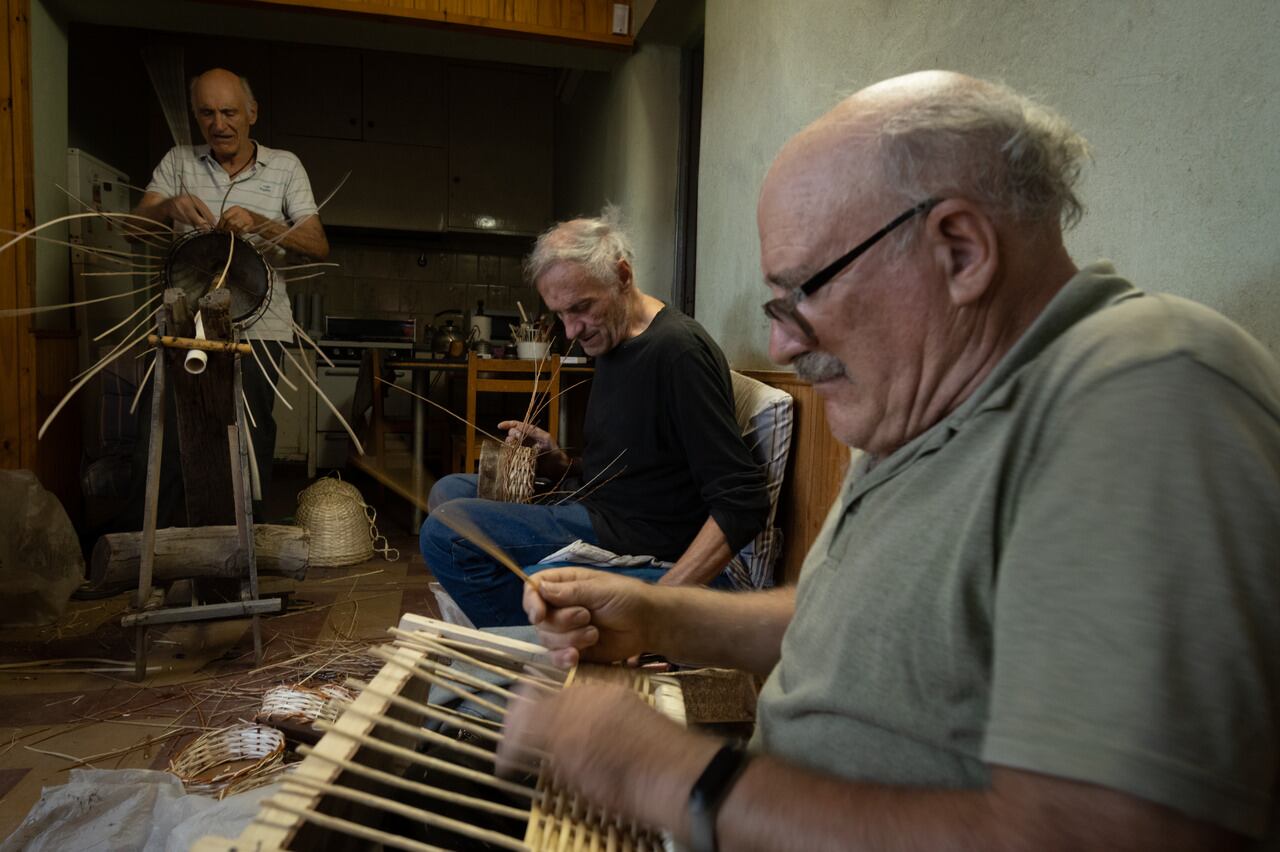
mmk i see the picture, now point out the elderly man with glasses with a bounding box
[496,71,1280,851]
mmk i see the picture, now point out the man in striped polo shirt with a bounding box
[133,67,329,520]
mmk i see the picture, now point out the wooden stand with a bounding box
[130,289,281,681]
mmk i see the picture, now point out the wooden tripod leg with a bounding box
[135,323,168,682]
[229,354,263,666]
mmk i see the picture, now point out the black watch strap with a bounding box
[688,742,751,852]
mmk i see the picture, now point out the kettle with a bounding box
[431,311,464,357]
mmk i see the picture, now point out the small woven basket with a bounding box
[296,490,374,567]
[477,439,536,504]
[258,683,353,726]
[169,723,286,798]
[298,474,364,506]
[295,475,398,566]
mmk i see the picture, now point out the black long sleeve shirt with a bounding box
[579,306,769,562]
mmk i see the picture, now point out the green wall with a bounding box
[555,43,683,304]
[697,0,1280,368]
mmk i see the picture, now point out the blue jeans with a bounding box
[420,474,734,627]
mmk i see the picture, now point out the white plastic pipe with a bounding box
[184,312,208,375]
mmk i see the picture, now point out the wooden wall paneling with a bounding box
[536,0,560,28]
[0,0,36,472]
[226,0,632,47]
[742,370,850,586]
[559,0,586,32]
[584,0,611,36]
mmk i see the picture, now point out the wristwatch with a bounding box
[687,742,752,852]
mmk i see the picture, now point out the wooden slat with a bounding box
[240,644,429,850]
[220,0,632,47]
[0,0,37,472]
[741,370,850,585]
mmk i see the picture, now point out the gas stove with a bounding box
[318,316,417,365]
[317,338,415,365]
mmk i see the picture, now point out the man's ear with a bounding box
[927,200,998,307]
[247,101,259,127]
[615,259,633,292]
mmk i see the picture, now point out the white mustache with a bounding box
[794,351,846,383]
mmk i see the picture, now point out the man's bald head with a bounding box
[758,72,1088,455]
[189,68,256,109]
[188,68,259,164]
[765,71,1089,250]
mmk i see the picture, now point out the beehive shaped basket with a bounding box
[295,479,375,567]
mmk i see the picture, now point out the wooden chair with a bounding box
[464,354,561,474]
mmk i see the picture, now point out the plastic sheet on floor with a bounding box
[0,768,281,852]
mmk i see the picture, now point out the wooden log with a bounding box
[91,524,309,588]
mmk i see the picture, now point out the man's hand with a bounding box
[499,420,559,453]
[523,567,658,667]
[499,419,572,478]
[497,681,719,832]
[164,194,216,228]
[217,204,258,235]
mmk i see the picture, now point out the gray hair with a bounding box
[524,205,636,287]
[876,80,1090,234]
[189,70,257,108]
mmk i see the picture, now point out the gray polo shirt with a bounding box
[753,263,1280,842]
[146,143,320,341]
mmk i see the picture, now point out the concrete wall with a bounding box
[30,0,69,329]
[697,0,1280,368]
[555,43,683,303]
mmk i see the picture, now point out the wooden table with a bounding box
[356,355,593,527]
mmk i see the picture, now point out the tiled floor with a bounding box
[0,466,435,840]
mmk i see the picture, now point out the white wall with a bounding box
[556,43,682,303]
[30,0,69,329]
[697,0,1280,368]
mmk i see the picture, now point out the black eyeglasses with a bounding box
[762,198,940,343]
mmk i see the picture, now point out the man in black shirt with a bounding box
[419,209,768,627]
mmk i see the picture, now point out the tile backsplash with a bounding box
[287,237,543,344]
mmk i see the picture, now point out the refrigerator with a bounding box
[66,147,139,371]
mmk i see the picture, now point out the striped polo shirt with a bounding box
[146,143,321,341]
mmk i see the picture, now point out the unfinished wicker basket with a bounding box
[477,438,536,504]
[258,683,353,726]
[170,723,286,798]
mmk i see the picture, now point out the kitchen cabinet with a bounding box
[270,45,363,141]
[447,64,554,235]
[275,133,448,232]
[363,52,447,147]
[274,346,316,464]
[268,45,552,235]
[271,46,446,148]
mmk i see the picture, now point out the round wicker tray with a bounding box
[258,683,353,725]
[169,723,285,797]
